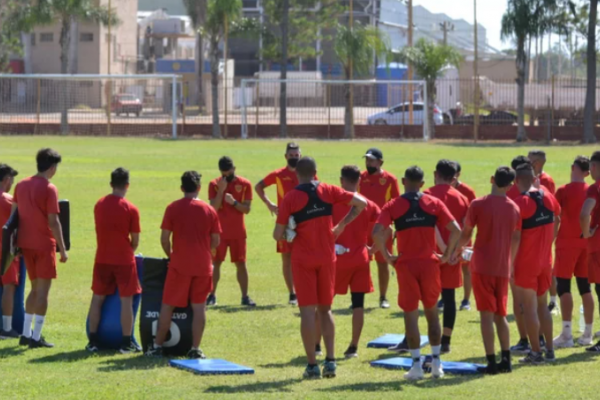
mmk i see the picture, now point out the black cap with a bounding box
[364,148,383,161]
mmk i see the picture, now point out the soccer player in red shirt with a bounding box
[453,166,521,374]
[0,164,20,339]
[359,148,400,309]
[208,157,255,307]
[146,171,222,359]
[86,168,142,354]
[452,161,476,311]
[373,166,461,380]
[12,149,68,349]
[529,150,556,194]
[273,157,367,379]
[580,150,600,352]
[553,156,595,349]
[256,142,302,305]
[332,165,380,359]
[512,163,560,364]
[425,160,469,354]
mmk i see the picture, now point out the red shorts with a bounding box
[292,262,335,307]
[277,240,292,254]
[554,247,588,279]
[515,266,552,296]
[22,248,57,280]
[440,262,463,289]
[395,259,441,312]
[335,262,374,295]
[213,239,246,263]
[472,272,509,316]
[162,268,213,308]
[1,257,20,286]
[92,262,141,297]
[588,252,600,284]
[368,236,393,263]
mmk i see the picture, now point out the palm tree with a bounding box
[183,0,207,110]
[397,38,462,140]
[501,0,557,142]
[202,0,242,138]
[334,22,389,139]
[583,0,598,143]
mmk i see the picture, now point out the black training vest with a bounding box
[521,190,554,230]
[292,181,333,224]
[394,192,437,231]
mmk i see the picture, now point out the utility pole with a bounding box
[408,0,413,125]
[349,0,355,138]
[107,0,112,136]
[439,21,454,46]
[473,0,479,142]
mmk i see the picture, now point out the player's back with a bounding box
[15,176,59,250]
[94,194,139,264]
[455,182,476,203]
[425,184,468,228]
[333,199,379,263]
[555,182,588,248]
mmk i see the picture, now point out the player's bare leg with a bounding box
[376,261,390,308]
[153,303,175,348]
[282,253,296,304]
[0,284,18,339]
[28,279,53,348]
[299,306,318,365]
[510,282,530,354]
[518,288,545,364]
[461,264,472,309]
[234,261,249,298]
[191,303,207,350]
[315,311,322,356]
[211,260,223,296]
[86,294,105,351]
[537,292,554,360]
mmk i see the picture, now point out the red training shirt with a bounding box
[513,189,561,273]
[208,176,253,240]
[555,182,589,250]
[359,170,401,208]
[507,183,551,200]
[14,176,60,251]
[94,194,141,265]
[425,184,469,245]
[465,195,521,278]
[586,182,600,254]
[455,182,476,204]
[0,192,14,257]
[161,198,222,276]
[377,193,455,263]
[262,167,299,206]
[539,172,556,194]
[333,198,380,267]
[277,182,355,265]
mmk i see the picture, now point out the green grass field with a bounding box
[0,137,599,400]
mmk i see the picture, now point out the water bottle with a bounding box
[288,216,297,230]
[579,305,585,333]
[285,228,296,243]
[462,248,473,262]
[335,244,350,255]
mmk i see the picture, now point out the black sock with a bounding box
[325,357,335,363]
[121,335,131,346]
[89,332,98,344]
[501,350,511,363]
[441,335,451,345]
[486,354,496,366]
[520,337,529,344]
[308,363,317,368]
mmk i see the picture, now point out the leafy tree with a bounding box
[396,38,462,139]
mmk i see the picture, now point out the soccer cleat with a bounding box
[548,301,560,316]
[85,342,99,353]
[187,348,206,359]
[29,336,54,349]
[380,298,390,309]
[315,344,323,357]
[388,338,409,353]
[459,299,471,311]
[437,299,444,310]
[476,364,498,375]
[518,351,544,365]
[440,343,451,354]
[120,342,140,355]
[145,345,164,357]
[578,333,594,346]
[404,364,425,380]
[545,349,556,362]
[289,293,298,306]
[322,360,337,378]
[553,333,574,349]
[344,345,358,359]
[497,360,512,373]
[19,336,31,347]
[241,296,256,307]
[303,364,321,379]
[0,329,20,339]
[585,340,600,352]
[206,294,217,306]
[510,339,531,354]
[431,359,445,379]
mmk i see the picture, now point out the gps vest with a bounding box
[292,182,333,224]
[394,192,437,231]
[522,190,554,230]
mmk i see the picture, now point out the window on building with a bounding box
[40,33,54,43]
[80,33,94,42]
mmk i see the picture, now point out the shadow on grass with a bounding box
[97,355,166,372]
[0,345,27,358]
[209,304,283,314]
[259,355,307,369]
[390,310,426,318]
[332,307,377,316]
[205,378,302,393]
[28,349,107,364]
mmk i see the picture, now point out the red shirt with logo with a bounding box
[262,167,299,205]
[359,170,401,208]
[208,176,253,240]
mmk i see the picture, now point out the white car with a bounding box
[367,102,444,126]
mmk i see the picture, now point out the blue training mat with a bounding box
[367,334,429,349]
[371,356,485,375]
[170,359,255,375]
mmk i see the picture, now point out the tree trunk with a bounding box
[68,18,78,74]
[59,17,71,135]
[279,0,290,138]
[516,35,527,142]
[195,31,205,110]
[210,43,221,138]
[427,80,436,139]
[583,0,598,143]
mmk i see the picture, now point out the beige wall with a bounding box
[459,59,520,82]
